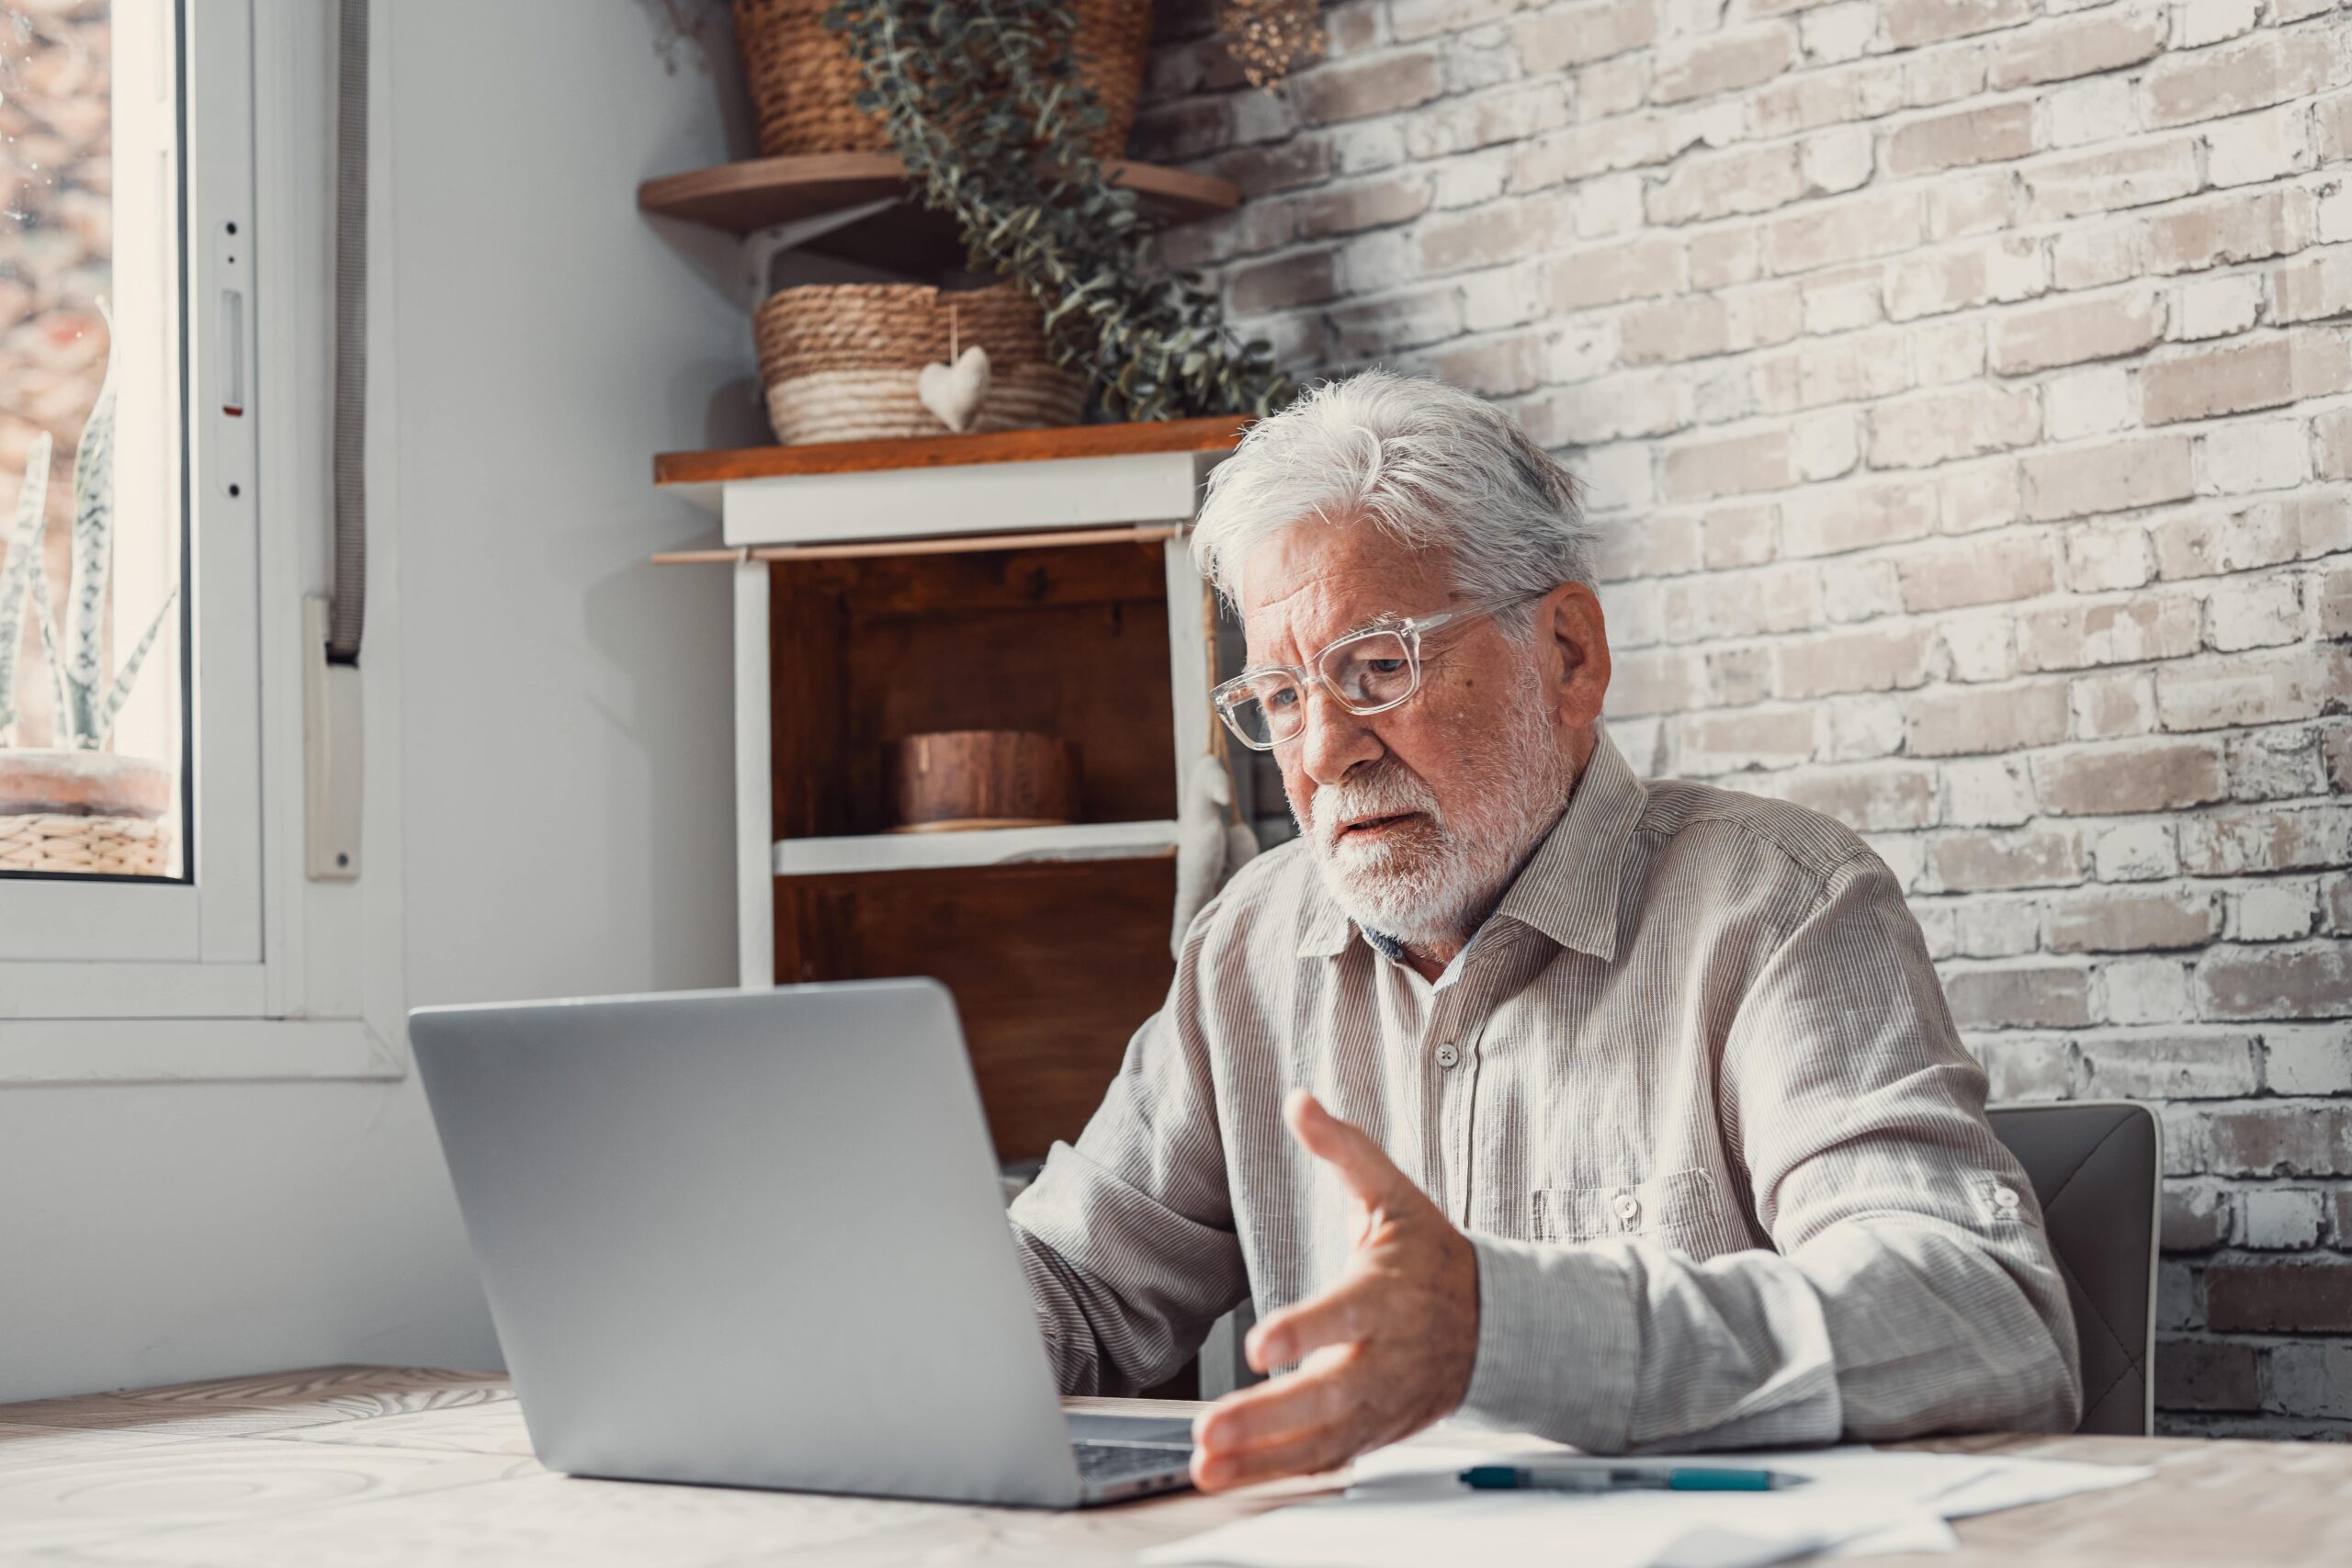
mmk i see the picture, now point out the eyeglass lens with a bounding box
[1221,630,1416,748]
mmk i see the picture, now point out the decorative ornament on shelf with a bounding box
[917,306,992,434]
[1215,0,1324,90]
[0,300,181,875]
[823,0,1294,423]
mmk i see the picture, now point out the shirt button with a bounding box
[1613,1194,1641,1224]
[1434,1043,1461,1069]
[1996,1187,2022,1211]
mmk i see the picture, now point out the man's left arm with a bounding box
[1461,850,2084,1452]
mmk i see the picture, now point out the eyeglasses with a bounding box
[1212,592,1544,752]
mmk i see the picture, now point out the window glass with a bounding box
[0,0,186,880]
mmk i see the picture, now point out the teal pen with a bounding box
[1459,1464,1811,1493]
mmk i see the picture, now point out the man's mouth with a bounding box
[1338,811,1419,840]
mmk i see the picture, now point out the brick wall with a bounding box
[1141,0,2352,1437]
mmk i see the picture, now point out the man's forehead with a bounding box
[1238,522,1452,654]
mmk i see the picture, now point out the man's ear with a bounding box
[1544,582,1611,729]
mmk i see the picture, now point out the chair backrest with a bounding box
[1986,1101,2160,1437]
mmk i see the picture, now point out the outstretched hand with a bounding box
[1190,1089,1480,1492]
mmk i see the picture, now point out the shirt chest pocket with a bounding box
[1530,1168,1740,1258]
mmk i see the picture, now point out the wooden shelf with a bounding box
[774,818,1178,877]
[655,416,1250,487]
[639,152,1237,242]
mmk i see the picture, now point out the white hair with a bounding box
[1190,368,1597,630]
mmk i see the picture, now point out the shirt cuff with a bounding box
[1458,1233,1641,1453]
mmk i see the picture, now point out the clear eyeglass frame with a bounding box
[1212,591,1547,752]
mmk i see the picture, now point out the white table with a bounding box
[3,1365,2346,1565]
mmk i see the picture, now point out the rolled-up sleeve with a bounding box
[1457,852,2083,1452]
[1007,909,1251,1395]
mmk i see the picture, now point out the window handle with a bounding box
[218,285,243,417]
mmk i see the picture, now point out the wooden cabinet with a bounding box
[654,420,1246,1163]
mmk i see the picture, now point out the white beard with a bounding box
[1295,664,1571,950]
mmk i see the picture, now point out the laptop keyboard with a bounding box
[1076,1441,1190,1483]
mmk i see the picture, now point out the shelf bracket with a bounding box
[741,198,899,308]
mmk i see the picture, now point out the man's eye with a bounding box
[1264,687,1299,710]
[1364,658,1406,675]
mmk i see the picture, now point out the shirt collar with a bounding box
[1295,728,1648,964]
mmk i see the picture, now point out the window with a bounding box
[0,0,399,1081]
[0,0,189,884]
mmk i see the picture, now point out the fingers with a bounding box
[1193,1420,1365,1492]
[1284,1089,1413,1208]
[1193,1349,1358,1455]
[1246,1277,1378,1371]
[1193,1355,1372,1492]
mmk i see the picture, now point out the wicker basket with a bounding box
[0,813,170,876]
[731,0,1152,161]
[754,281,1088,445]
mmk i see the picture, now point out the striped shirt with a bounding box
[1009,729,2084,1452]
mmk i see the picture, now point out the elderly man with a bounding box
[1007,369,2082,1493]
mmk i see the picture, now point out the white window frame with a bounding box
[0,0,405,1084]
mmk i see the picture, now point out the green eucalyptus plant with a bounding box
[0,301,176,750]
[822,0,1294,423]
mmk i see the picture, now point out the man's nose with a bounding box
[1295,683,1383,786]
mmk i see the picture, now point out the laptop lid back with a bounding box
[411,978,1082,1506]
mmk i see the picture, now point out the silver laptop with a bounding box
[409,978,1195,1507]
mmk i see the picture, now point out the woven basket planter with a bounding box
[0,813,170,875]
[753,281,1087,445]
[0,750,174,876]
[731,0,1151,161]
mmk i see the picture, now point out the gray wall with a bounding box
[0,0,752,1402]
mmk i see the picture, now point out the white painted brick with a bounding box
[2101,955,2190,1023]
[1802,267,1886,333]
[2064,521,2155,592]
[2092,819,2178,881]
[1433,149,1511,209]
[1958,898,2042,957]
[2205,573,2304,651]
[2240,1187,2324,1249]
[2267,1030,2352,1093]
[2230,882,2318,941]
[1463,260,1546,331]
[2173,0,2261,49]
[2315,182,2352,246]
[2199,416,2312,497]
[1818,556,1904,622]
[1937,609,2018,683]
[1573,172,1646,238]
[2171,274,2264,342]
[1914,318,1988,385]
[1826,694,1908,760]
[1944,758,2040,827]
[2205,106,2312,190]
[1800,1,1877,63]
[2073,669,2160,739]
[2044,366,2138,441]
[1334,118,1408,174]
[2045,77,2139,149]
[1793,410,1861,480]
[1576,442,1655,511]
[1802,125,1875,195]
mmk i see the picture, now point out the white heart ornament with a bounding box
[918,344,991,433]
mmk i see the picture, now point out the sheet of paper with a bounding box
[1140,1488,1924,1568]
[1823,1514,1964,1556]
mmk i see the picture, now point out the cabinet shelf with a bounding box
[773,818,1179,878]
[638,153,1238,277]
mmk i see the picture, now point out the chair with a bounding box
[1987,1100,2161,1437]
